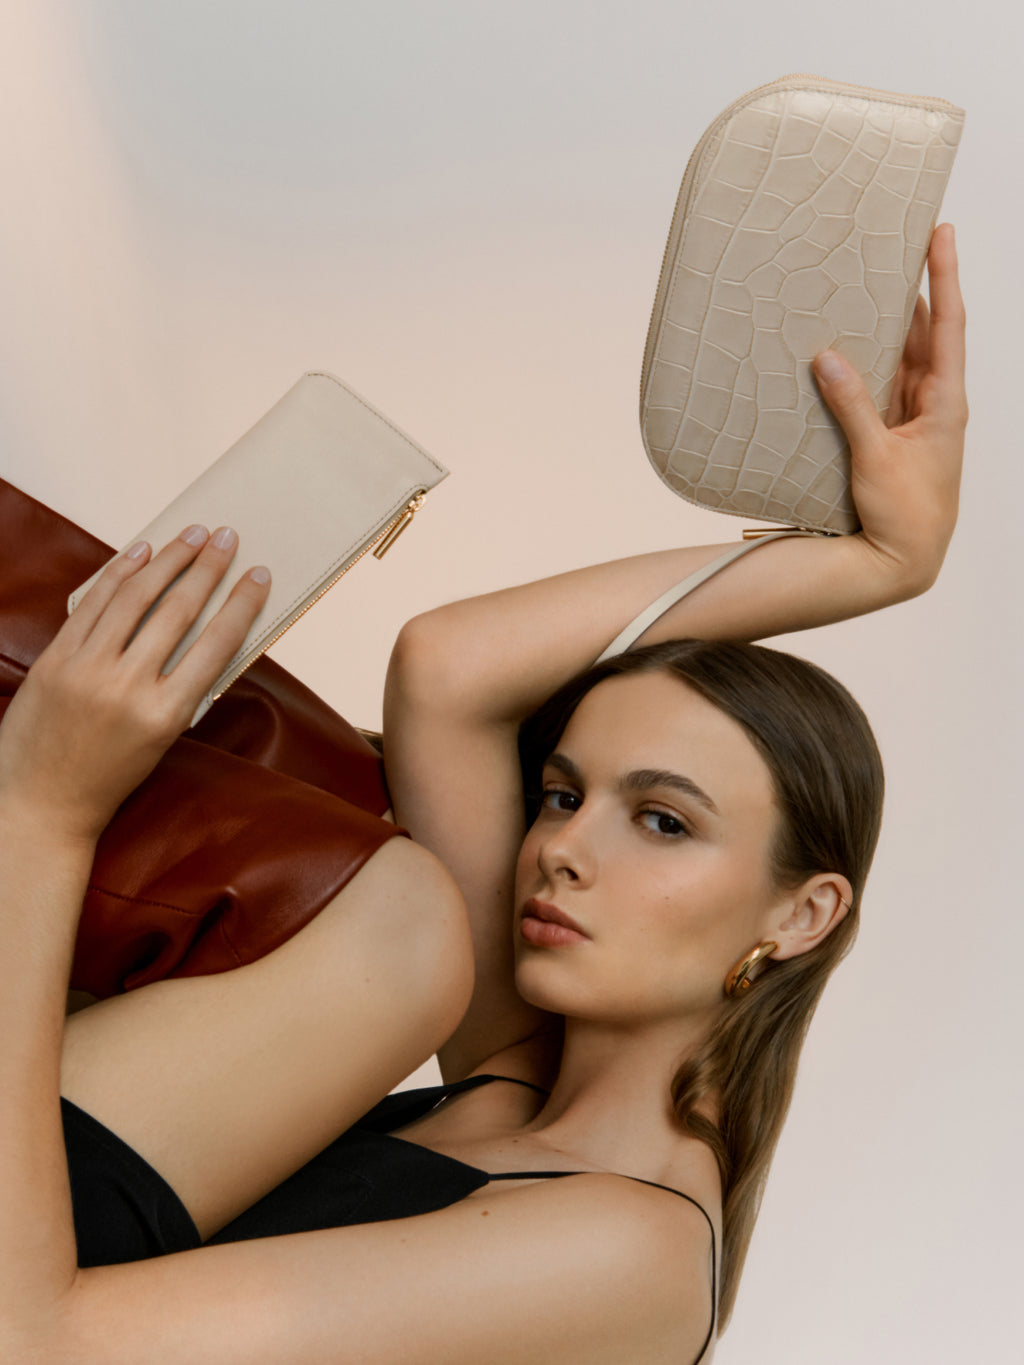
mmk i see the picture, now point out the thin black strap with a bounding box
[480,1074,551,1097]
[487,1170,581,1181]
[364,1074,552,1135]
[486,1169,715,1230]
[434,1074,551,1100]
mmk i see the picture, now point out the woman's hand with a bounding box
[812,221,967,595]
[0,524,271,845]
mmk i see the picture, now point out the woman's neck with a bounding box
[517,1009,719,1183]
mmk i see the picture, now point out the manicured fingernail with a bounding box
[248,566,270,584]
[126,540,149,560]
[815,351,846,383]
[180,524,208,546]
[211,526,238,550]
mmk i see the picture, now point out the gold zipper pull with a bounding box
[373,492,426,559]
[742,526,802,539]
[742,526,838,539]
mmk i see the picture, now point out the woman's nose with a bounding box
[535,811,595,885]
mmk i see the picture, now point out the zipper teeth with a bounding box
[639,74,963,406]
[211,492,426,699]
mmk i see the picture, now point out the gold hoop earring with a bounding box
[724,941,779,997]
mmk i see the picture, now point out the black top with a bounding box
[208,1073,718,1363]
[63,1074,717,1361]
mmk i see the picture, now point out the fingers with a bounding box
[902,293,931,376]
[924,222,967,395]
[118,525,272,692]
[815,222,966,447]
[123,524,243,663]
[9,525,271,836]
[64,524,272,708]
[883,294,931,428]
[163,564,270,705]
[813,349,888,457]
[59,539,154,651]
[84,525,230,658]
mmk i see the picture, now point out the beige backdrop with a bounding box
[1,1,1018,1360]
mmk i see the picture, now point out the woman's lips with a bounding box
[520,898,590,947]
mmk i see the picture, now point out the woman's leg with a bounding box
[59,836,473,1240]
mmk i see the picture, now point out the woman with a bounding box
[0,224,966,1362]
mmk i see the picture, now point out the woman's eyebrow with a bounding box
[543,753,719,815]
[543,752,583,783]
[621,768,720,815]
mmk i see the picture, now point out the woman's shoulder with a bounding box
[458,1171,718,1363]
[537,1166,717,1255]
[359,1072,719,1360]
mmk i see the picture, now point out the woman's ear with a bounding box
[766,874,853,961]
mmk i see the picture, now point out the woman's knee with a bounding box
[314,835,475,1047]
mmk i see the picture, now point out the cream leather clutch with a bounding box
[641,75,965,534]
[68,370,449,727]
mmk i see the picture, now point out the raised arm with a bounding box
[383,223,967,1084]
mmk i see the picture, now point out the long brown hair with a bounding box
[518,639,885,1331]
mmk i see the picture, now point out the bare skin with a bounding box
[0,224,966,1362]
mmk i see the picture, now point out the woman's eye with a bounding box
[639,809,689,838]
[541,787,581,813]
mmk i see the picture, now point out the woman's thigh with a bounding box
[59,836,472,1240]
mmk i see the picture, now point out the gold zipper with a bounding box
[639,74,963,405]
[372,491,425,558]
[211,490,428,700]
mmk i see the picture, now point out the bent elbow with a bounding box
[386,608,489,719]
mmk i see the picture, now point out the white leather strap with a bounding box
[594,529,819,664]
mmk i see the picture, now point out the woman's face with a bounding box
[513,670,787,1026]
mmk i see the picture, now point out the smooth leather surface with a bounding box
[642,78,964,533]
[0,477,403,998]
[67,370,449,727]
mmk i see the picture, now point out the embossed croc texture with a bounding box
[641,76,964,533]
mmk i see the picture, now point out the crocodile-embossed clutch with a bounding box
[641,75,965,534]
